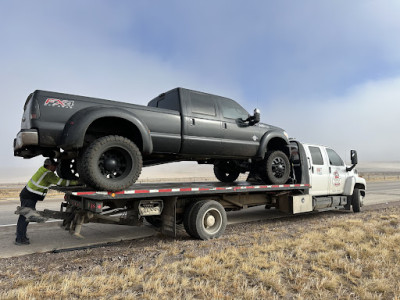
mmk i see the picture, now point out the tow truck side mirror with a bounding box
[351,150,358,165]
[346,150,358,172]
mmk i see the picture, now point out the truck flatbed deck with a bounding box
[52,181,310,200]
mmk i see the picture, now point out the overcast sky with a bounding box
[1,1,399,179]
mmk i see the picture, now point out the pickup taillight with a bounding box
[21,93,40,125]
[30,99,40,120]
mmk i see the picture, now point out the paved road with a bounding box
[0,181,399,258]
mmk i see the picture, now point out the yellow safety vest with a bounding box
[26,166,79,197]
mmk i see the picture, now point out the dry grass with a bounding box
[1,207,400,299]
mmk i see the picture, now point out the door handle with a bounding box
[191,118,195,126]
[223,122,227,129]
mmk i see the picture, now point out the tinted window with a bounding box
[326,148,344,166]
[148,99,157,107]
[190,92,216,116]
[157,93,180,111]
[308,146,324,165]
[219,98,249,120]
[147,90,180,112]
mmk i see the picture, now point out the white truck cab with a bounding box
[299,142,366,212]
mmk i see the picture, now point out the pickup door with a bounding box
[217,97,260,157]
[180,90,223,155]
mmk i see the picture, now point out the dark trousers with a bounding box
[16,197,37,240]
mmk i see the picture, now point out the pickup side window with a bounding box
[308,146,324,165]
[218,98,249,120]
[148,91,180,112]
[190,92,216,116]
[326,148,344,166]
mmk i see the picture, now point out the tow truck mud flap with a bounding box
[161,197,177,237]
[291,195,313,214]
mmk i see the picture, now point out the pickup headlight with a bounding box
[283,131,289,139]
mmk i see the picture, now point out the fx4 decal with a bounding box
[44,98,74,109]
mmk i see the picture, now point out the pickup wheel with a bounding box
[214,161,240,182]
[260,150,290,185]
[56,159,79,180]
[352,188,364,213]
[189,200,227,240]
[79,135,142,191]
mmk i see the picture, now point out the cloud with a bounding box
[264,76,400,162]
[1,0,400,181]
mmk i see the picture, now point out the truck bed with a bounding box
[51,181,310,201]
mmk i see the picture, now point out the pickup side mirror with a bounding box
[346,150,358,172]
[253,108,260,124]
[243,108,261,125]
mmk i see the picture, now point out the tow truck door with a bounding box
[325,148,347,195]
[304,145,330,196]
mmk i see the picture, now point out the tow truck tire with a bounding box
[189,200,227,240]
[214,161,241,182]
[79,135,142,191]
[352,188,363,213]
[183,201,203,238]
[57,159,79,180]
[260,150,291,185]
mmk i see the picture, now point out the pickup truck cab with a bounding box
[14,88,291,191]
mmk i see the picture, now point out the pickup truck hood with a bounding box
[257,122,285,132]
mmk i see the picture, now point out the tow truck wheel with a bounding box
[260,150,291,185]
[56,159,79,180]
[183,201,203,238]
[79,135,143,191]
[352,188,364,213]
[214,160,241,182]
[189,200,227,240]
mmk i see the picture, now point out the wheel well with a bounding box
[354,183,366,196]
[84,117,143,151]
[267,137,289,156]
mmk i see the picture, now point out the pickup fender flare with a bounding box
[60,107,153,154]
[256,130,290,159]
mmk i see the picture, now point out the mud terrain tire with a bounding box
[260,150,290,185]
[79,135,142,191]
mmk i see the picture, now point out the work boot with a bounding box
[15,237,30,246]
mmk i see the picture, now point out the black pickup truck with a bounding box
[14,88,291,191]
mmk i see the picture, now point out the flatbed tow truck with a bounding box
[17,141,366,240]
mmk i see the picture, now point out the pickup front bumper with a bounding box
[13,129,39,157]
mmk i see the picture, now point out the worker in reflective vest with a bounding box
[15,158,80,245]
